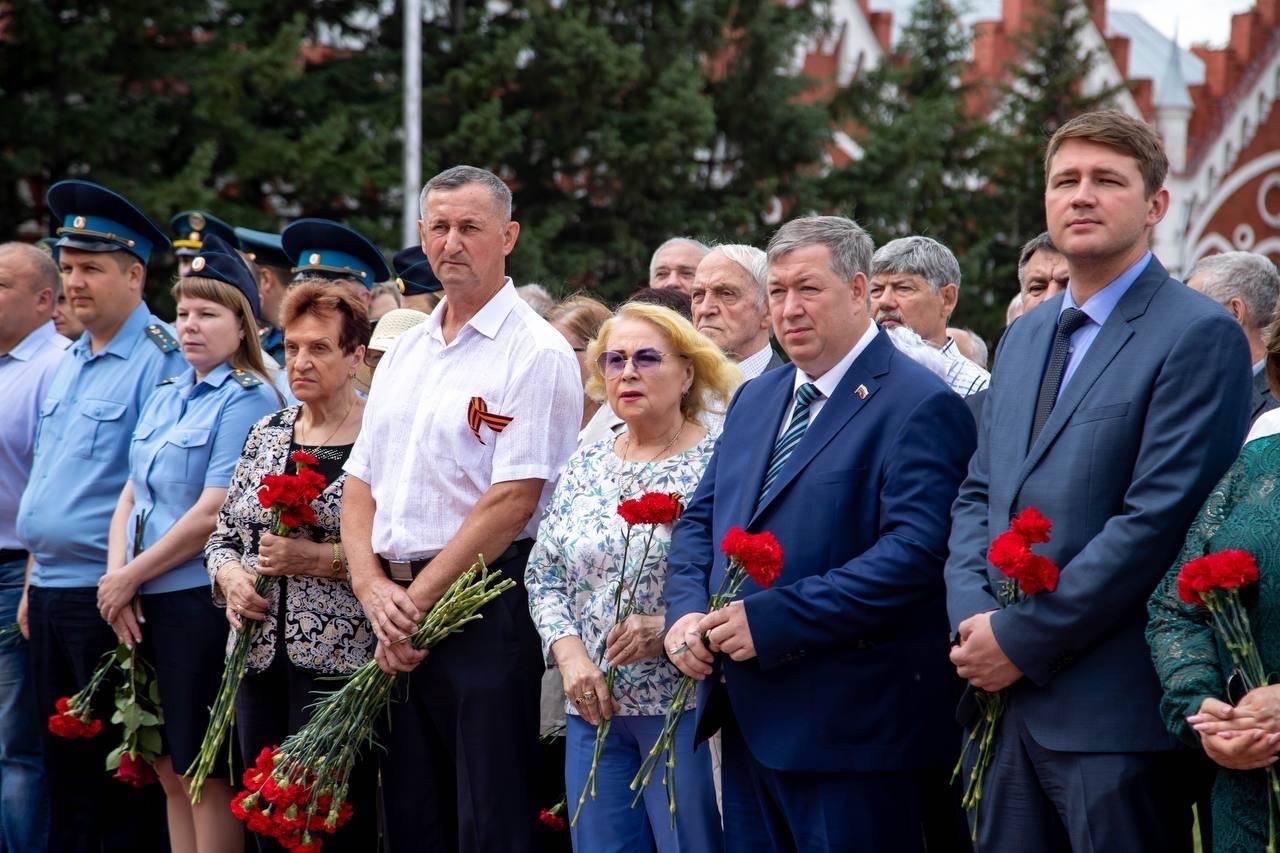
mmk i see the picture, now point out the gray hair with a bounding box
[884,325,952,382]
[1017,232,1059,287]
[960,327,989,369]
[0,242,60,298]
[1188,251,1280,331]
[420,165,513,222]
[517,283,555,316]
[766,216,873,282]
[707,244,768,308]
[370,281,402,306]
[649,237,710,279]
[870,236,961,292]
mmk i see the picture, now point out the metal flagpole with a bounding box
[402,0,422,247]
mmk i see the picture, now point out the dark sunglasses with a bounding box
[597,348,669,379]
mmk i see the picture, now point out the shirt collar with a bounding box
[5,321,62,362]
[193,362,234,394]
[1060,251,1151,328]
[795,322,879,399]
[428,278,517,344]
[73,301,152,361]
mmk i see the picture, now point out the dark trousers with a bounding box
[378,541,543,853]
[28,586,168,853]
[235,584,378,853]
[720,709,925,853]
[968,704,1199,853]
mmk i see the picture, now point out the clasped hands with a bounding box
[1188,690,1280,771]
[356,576,429,675]
[665,601,756,680]
[553,615,664,727]
[97,566,143,648]
[950,610,1023,693]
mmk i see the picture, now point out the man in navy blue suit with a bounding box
[946,110,1253,851]
[663,215,976,851]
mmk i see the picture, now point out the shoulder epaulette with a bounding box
[231,368,263,389]
[145,323,179,353]
[158,374,182,386]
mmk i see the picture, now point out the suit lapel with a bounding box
[749,333,890,525]
[1013,258,1167,499]
[1011,305,1060,459]
[736,368,797,526]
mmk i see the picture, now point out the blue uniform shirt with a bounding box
[129,363,280,594]
[17,303,187,588]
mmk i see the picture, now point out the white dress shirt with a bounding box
[939,338,990,397]
[777,321,878,441]
[737,343,776,381]
[346,280,583,559]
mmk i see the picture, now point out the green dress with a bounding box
[1148,434,1280,852]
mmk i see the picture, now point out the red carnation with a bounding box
[539,807,568,832]
[988,530,1031,577]
[290,450,319,468]
[47,697,101,740]
[1177,550,1261,607]
[1009,507,1052,545]
[1013,554,1059,596]
[618,492,685,526]
[721,527,784,589]
[113,752,158,788]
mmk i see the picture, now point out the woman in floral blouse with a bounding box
[204,281,375,853]
[526,303,740,852]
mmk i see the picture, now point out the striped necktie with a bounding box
[757,382,820,509]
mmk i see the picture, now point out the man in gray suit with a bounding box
[691,244,783,380]
[945,110,1253,851]
[1185,250,1280,423]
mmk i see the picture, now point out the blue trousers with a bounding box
[566,712,723,853]
[0,558,48,853]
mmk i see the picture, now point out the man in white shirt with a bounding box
[343,166,582,853]
[691,244,783,381]
[870,236,990,396]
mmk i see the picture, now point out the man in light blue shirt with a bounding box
[15,180,181,853]
[0,241,68,853]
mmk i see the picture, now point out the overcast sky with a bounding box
[1111,0,1259,47]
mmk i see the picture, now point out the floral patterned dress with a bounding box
[1148,433,1280,852]
[526,433,715,717]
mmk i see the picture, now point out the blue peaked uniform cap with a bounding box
[184,234,261,321]
[281,218,391,288]
[234,227,290,270]
[47,179,170,265]
[171,210,239,257]
[391,245,443,295]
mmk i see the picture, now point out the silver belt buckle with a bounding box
[387,560,414,582]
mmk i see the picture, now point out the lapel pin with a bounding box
[855,384,868,400]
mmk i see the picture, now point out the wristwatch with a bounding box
[330,542,344,579]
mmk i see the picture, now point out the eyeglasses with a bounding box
[363,349,384,369]
[596,348,670,379]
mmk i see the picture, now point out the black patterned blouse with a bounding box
[205,405,375,674]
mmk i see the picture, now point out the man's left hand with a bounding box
[699,601,756,662]
[951,611,1023,692]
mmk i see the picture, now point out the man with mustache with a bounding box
[869,236,989,397]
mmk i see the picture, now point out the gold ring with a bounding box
[583,690,596,700]
[573,696,585,705]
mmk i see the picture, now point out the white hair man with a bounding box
[1186,251,1280,423]
[650,237,709,293]
[870,236,989,396]
[691,244,781,380]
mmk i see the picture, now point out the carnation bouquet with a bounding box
[230,560,515,851]
[1176,549,1279,851]
[952,507,1059,838]
[188,450,327,800]
[572,492,684,825]
[631,526,783,824]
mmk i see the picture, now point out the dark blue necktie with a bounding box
[1030,307,1089,445]
[757,382,819,509]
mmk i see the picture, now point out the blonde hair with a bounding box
[585,303,741,422]
[172,277,283,404]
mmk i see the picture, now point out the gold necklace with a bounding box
[616,421,685,499]
[297,394,355,458]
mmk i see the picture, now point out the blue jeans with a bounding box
[566,712,723,853]
[0,558,49,853]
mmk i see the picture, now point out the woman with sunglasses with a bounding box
[526,302,739,852]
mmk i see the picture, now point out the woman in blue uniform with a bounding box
[96,235,282,853]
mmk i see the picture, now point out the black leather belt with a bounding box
[0,549,28,564]
[379,542,523,584]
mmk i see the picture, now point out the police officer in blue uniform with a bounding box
[281,218,392,303]
[96,234,282,853]
[392,244,443,314]
[16,179,184,853]
[170,210,238,277]
[236,226,291,366]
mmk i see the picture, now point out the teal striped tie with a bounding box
[757,382,819,509]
